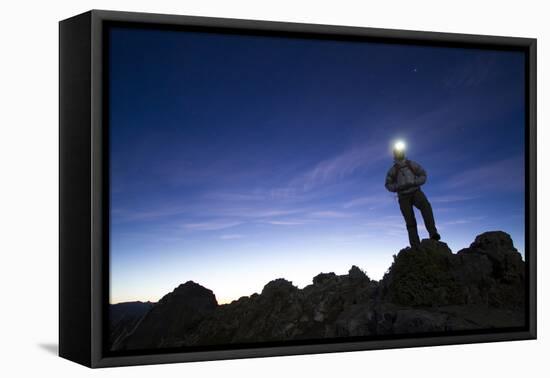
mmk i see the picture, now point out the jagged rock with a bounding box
[460,231,523,281]
[118,281,217,350]
[457,231,525,309]
[261,278,297,297]
[313,272,337,285]
[381,232,524,309]
[348,265,369,282]
[110,231,526,351]
[381,239,458,306]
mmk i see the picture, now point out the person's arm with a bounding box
[385,167,398,192]
[410,161,427,186]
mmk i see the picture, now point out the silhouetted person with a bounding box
[385,142,440,248]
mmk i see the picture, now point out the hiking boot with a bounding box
[430,232,441,241]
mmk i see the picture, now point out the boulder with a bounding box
[381,239,459,306]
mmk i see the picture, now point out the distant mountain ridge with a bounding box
[109,301,154,348]
[110,231,525,351]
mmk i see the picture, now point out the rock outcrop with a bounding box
[110,231,525,351]
[114,281,217,350]
[381,232,525,309]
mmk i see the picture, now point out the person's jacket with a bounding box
[385,159,427,196]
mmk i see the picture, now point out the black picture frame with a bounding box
[59,9,537,368]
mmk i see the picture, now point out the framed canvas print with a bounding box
[59,10,537,368]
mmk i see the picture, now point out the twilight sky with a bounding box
[108,26,526,305]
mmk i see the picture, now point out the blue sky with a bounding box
[108,27,526,304]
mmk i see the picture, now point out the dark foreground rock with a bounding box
[111,231,525,351]
[381,232,525,309]
[115,281,217,350]
[109,301,154,348]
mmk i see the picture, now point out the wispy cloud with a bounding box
[265,220,307,226]
[259,209,359,225]
[219,234,244,240]
[430,195,477,203]
[343,194,394,209]
[203,191,266,202]
[111,205,190,223]
[308,210,353,219]
[440,215,486,227]
[362,216,403,229]
[443,55,497,89]
[444,156,524,192]
[362,216,407,237]
[182,220,242,231]
[268,187,301,201]
[288,143,387,192]
[359,214,433,239]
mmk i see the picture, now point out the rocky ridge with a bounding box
[110,231,525,351]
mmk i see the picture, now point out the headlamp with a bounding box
[394,141,406,152]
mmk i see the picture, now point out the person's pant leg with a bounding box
[413,190,438,237]
[398,194,420,247]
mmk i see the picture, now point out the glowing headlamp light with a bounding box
[394,141,406,152]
